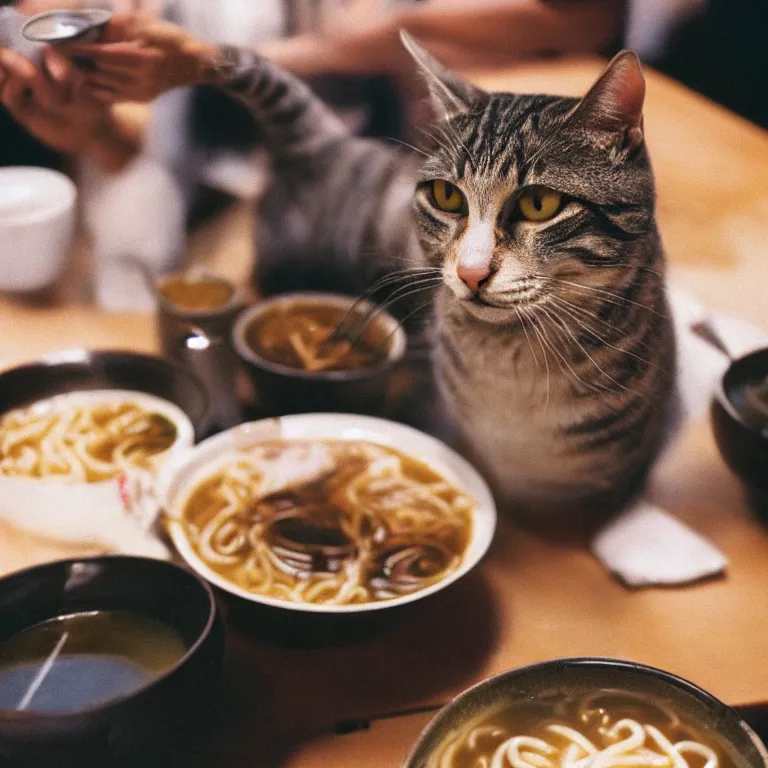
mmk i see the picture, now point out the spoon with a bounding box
[691,319,733,360]
[693,319,768,431]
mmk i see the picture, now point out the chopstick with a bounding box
[16,631,69,711]
[333,702,446,735]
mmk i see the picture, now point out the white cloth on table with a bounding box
[591,286,768,587]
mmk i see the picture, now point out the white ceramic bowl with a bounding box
[163,413,497,614]
[0,167,77,291]
[0,390,194,557]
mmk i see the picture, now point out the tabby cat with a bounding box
[219,36,676,523]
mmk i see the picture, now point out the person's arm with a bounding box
[85,102,147,171]
[257,0,626,78]
[0,47,144,172]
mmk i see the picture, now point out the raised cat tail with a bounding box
[217,45,349,160]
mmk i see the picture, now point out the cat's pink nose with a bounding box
[457,265,491,294]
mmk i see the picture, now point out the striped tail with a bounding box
[217,45,349,159]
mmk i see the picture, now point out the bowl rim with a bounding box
[0,348,211,436]
[0,166,77,225]
[163,412,497,615]
[0,554,218,721]
[714,346,768,441]
[154,270,243,319]
[403,657,768,768]
[231,291,408,382]
[22,9,112,43]
[0,387,195,459]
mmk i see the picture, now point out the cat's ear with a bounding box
[573,50,646,149]
[400,30,487,119]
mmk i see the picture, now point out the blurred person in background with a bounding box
[0,0,628,310]
[2,0,764,307]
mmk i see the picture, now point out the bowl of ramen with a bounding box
[232,292,407,416]
[404,658,768,768]
[0,555,224,766]
[162,413,495,615]
[0,351,208,556]
[712,347,768,498]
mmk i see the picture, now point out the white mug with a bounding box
[0,167,77,292]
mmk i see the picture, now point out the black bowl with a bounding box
[712,347,768,496]
[0,349,210,438]
[232,292,407,416]
[0,556,224,767]
[404,658,768,768]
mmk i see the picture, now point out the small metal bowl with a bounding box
[0,556,224,766]
[22,9,111,44]
[712,347,768,496]
[232,292,407,416]
[404,658,768,768]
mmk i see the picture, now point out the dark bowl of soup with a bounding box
[712,347,768,498]
[232,292,407,416]
[0,556,224,767]
[0,349,210,439]
[405,658,768,768]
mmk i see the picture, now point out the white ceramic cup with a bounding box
[0,167,77,291]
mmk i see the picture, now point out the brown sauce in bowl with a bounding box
[244,303,389,373]
[158,276,234,313]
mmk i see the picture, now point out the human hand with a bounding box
[0,46,107,154]
[61,12,218,103]
[16,0,85,14]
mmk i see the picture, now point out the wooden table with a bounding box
[1,57,768,768]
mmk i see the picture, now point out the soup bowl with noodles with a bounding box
[0,389,195,558]
[404,658,768,768]
[232,292,407,416]
[162,414,496,617]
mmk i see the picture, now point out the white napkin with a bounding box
[591,287,768,587]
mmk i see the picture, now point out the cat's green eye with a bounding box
[431,180,466,213]
[518,186,563,222]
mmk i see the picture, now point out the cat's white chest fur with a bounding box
[436,315,588,498]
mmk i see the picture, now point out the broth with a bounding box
[158,275,234,313]
[0,611,186,713]
[245,303,388,373]
[432,690,741,768]
[178,440,474,605]
[0,397,178,482]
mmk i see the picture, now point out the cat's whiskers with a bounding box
[331,276,442,350]
[525,307,584,394]
[321,268,439,352]
[514,307,540,370]
[539,305,635,396]
[517,307,549,409]
[438,119,478,173]
[537,276,666,318]
[528,306,611,396]
[360,267,441,298]
[551,296,656,370]
[414,125,454,157]
[549,295,655,355]
[383,136,430,158]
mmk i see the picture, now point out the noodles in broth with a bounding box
[178,440,474,605]
[0,396,178,483]
[433,690,736,768]
[245,303,387,372]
